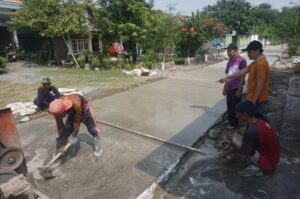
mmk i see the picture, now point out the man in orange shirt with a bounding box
[217,40,270,113]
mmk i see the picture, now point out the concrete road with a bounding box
[152,45,296,199]
[17,45,282,198]
[17,61,228,198]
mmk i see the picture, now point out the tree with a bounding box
[202,0,254,35]
[274,6,300,55]
[142,10,178,63]
[251,3,279,40]
[176,12,225,57]
[10,0,90,37]
[9,0,91,67]
[96,0,154,63]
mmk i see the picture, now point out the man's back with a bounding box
[247,55,270,102]
[256,119,280,170]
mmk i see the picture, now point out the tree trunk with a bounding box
[163,48,166,63]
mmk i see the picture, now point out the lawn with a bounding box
[0,67,143,109]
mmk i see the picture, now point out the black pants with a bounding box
[226,88,241,127]
[60,105,100,145]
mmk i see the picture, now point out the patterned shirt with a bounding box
[225,55,247,90]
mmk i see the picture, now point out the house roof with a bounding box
[0,0,22,10]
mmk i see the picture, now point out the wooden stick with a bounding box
[62,36,80,69]
[45,142,71,168]
[96,120,206,155]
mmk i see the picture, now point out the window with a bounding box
[71,39,89,54]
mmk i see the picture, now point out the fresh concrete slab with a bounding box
[17,60,228,198]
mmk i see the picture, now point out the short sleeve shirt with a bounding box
[241,119,280,170]
[225,55,247,90]
[247,55,270,102]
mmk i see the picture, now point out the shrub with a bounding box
[288,38,300,56]
[102,57,134,70]
[0,56,6,69]
[174,57,185,65]
[141,50,158,69]
[288,44,300,56]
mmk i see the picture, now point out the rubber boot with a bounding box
[93,136,102,157]
[69,132,78,144]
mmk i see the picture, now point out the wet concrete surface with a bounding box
[153,49,300,199]
[16,60,228,198]
[15,45,289,198]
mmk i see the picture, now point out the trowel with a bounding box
[38,142,71,179]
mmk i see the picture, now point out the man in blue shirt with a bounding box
[33,77,60,110]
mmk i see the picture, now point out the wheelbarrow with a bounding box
[0,108,27,182]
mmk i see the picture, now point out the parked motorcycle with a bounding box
[6,44,17,62]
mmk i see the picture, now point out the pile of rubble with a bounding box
[276,51,300,72]
[122,67,157,77]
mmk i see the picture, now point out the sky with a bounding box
[153,0,294,15]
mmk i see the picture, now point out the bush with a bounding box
[288,44,300,56]
[288,37,300,56]
[15,48,45,64]
[0,57,6,69]
[174,57,185,65]
[141,50,158,69]
[70,51,135,70]
[102,56,134,70]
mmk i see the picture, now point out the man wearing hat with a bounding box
[33,77,61,110]
[48,94,102,157]
[217,101,280,176]
[217,40,270,113]
[223,43,247,129]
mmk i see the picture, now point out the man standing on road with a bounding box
[33,77,61,110]
[48,94,102,157]
[217,41,270,113]
[217,101,280,177]
[223,44,247,129]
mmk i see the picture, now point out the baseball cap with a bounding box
[226,43,238,51]
[235,101,257,115]
[242,40,263,52]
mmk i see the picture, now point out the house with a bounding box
[52,3,103,63]
[0,0,22,55]
[1,0,103,64]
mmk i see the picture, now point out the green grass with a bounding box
[39,68,140,89]
[0,68,143,109]
[0,81,37,109]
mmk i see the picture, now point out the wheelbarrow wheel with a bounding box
[0,169,18,183]
[0,147,24,170]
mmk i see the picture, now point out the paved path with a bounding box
[17,45,283,198]
[18,61,228,198]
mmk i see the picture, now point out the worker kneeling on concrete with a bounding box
[48,94,102,157]
[217,100,280,177]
